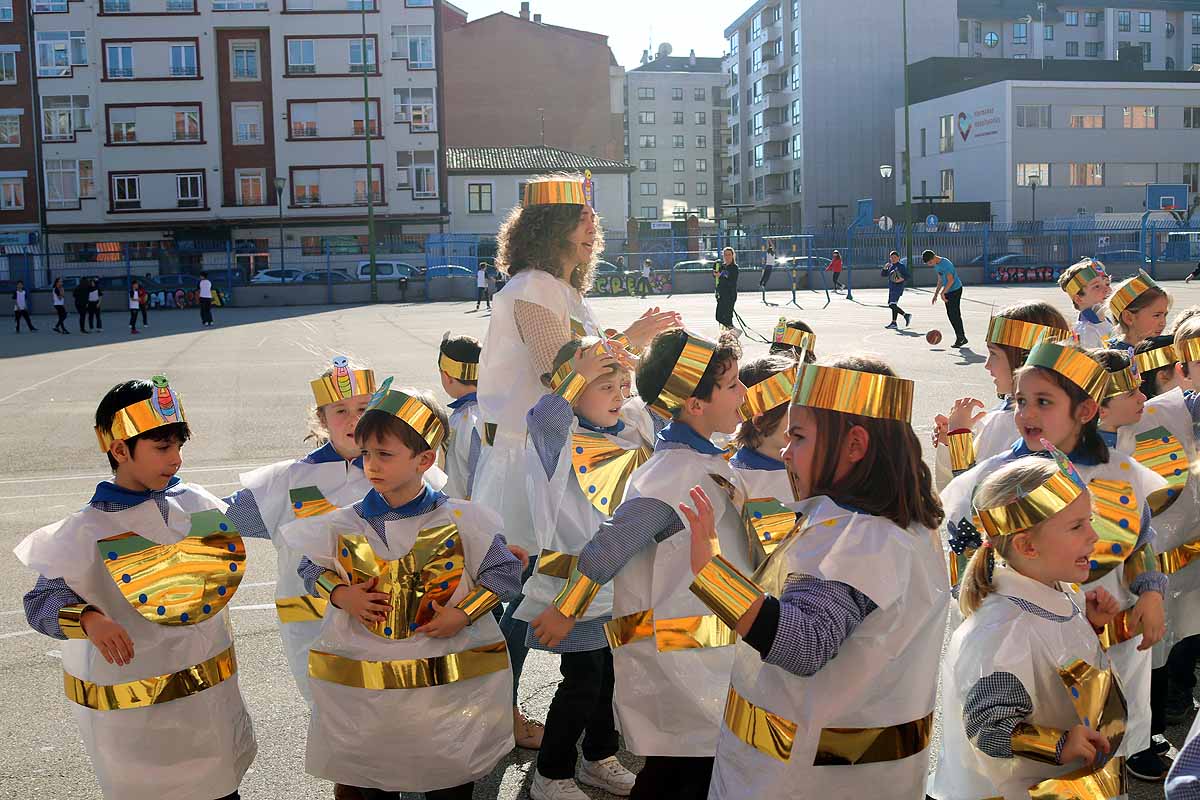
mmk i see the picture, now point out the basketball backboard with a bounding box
[1147,184,1189,211]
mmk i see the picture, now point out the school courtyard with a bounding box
[1,281,1194,799]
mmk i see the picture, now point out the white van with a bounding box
[355,260,418,281]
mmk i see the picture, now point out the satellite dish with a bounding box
[658,42,673,58]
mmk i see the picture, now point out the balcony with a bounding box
[291,122,318,138]
[103,0,131,10]
[294,193,321,206]
[170,65,197,77]
[353,192,383,204]
[287,63,316,75]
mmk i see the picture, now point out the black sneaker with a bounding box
[1127,748,1170,781]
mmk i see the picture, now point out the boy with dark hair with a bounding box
[1057,258,1112,348]
[924,249,967,347]
[530,329,752,800]
[198,271,214,327]
[286,380,523,800]
[437,333,482,499]
[15,376,257,800]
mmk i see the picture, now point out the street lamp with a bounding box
[359,0,378,302]
[879,164,894,216]
[900,0,915,285]
[880,164,894,180]
[1029,175,1039,224]
[274,175,287,274]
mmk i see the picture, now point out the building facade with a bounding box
[958,1,1200,72]
[623,49,728,223]
[14,0,446,276]
[722,0,957,230]
[441,2,624,163]
[899,57,1200,223]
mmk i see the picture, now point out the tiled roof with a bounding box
[630,55,724,73]
[445,146,634,174]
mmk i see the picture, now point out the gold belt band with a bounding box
[604,609,736,652]
[483,423,498,446]
[537,549,579,580]
[308,642,509,690]
[65,645,237,711]
[723,685,798,762]
[1159,540,1200,574]
[275,595,328,623]
[813,710,934,766]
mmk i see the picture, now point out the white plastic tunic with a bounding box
[707,496,948,800]
[610,448,752,757]
[929,567,1126,800]
[14,485,257,800]
[1076,309,1114,350]
[475,269,601,551]
[281,499,514,792]
[444,397,481,499]
[239,456,370,699]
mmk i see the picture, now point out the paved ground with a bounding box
[2,280,1196,799]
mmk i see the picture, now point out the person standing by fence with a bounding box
[198,272,214,327]
[881,251,912,330]
[72,278,89,334]
[13,280,34,333]
[51,278,68,334]
[715,246,740,333]
[127,280,141,335]
[475,262,491,311]
[825,249,844,291]
[86,277,102,332]
[639,258,652,298]
[760,242,776,302]
[925,249,967,347]
[137,281,149,328]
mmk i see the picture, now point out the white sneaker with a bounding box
[579,756,637,797]
[530,771,590,800]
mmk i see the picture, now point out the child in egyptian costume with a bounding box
[1058,259,1114,350]
[16,377,257,800]
[437,333,483,499]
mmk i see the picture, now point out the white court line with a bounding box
[0,352,113,405]
[0,461,276,486]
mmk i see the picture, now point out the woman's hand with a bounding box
[947,397,986,431]
[678,485,721,576]
[623,307,681,349]
[572,343,618,383]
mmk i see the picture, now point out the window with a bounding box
[0,177,22,210]
[174,108,200,141]
[109,107,135,142]
[352,104,378,136]
[750,14,761,40]
[1084,11,1098,27]
[1194,13,1200,35]
[349,38,376,73]
[639,158,656,172]
[920,127,926,156]
[752,111,763,136]
[41,95,88,140]
[638,111,655,125]
[672,182,685,195]
[1084,41,1101,57]
[231,42,259,80]
[940,169,954,202]
[1139,12,1151,33]
[693,87,706,101]
[467,182,492,214]
[639,182,657,196]
[176,173,203,207]
[399,150,436,198]
[790,29,799,55]
[232,104,261,144]
[1069,106,1104,128]
[215,0,267,8]
[1186,108,1200,129]
[287,39,315,74]
[974,21,982,42]
[695,134,706,148]
[38,31,86,77]
[1167,57,1176,70]
[637,87,654,100]
[791,98,801,125]
[0,114,18,146]
[984,31,998,47]
[790,62,799,91]
[352,168,381,203]
[1065,11,1078,26]
[729,31,738,56]
[1013,22,1027,44]
[752,79,762,104]
[45,158,79,208]
[390,25,433,68]
[105,44,133,78]
[79,160,94,197]
[0,0,11,20]
[290,103,316,137]
[640,206,658,219]
[638,135,656,148]
[1123,105,1156,129]
[393,88,435,131]
[1069,163,1103,186]
[696,181,708,196]
[113,175,140,209]
[753,144,764,167]
[694,111,706,125]
[170,43,197,77]
[293,169,319,204]
[1015,105,1050,128]
[791,133,801,160]
[102,0,130,9]
[1194,44,1200,67]
[1044,24,1053,40]
[671,87,683,101]
[1186,163,1200,195]
[695,158,708,172]
[1016,162,1049,187]
[671,135,684,148]
[235,169,264,205]
[0,52,14,83]
[35,0,67,11]
[938,114,953,153]
[1118,10,1130,32]
[1065,41,1079,57]
[672,111,684,125]
[673,158,684,172]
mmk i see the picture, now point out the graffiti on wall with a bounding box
[147,289,225,309]
[989,265,1063,284]
[591,273,672,297]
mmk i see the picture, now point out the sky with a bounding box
[446,0,731,68]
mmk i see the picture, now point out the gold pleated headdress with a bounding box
[1108,270,1160,321]
[364,377,446,451]
[985,317,1071,351]
[1178,337,1200,363]
[522,178,587,207]
[976,447,1088,538]
[646,333,717,419]
[790,363,913,423]
[1134,343,1178,375]
[1105,362,1140,398]
[96,375,187,453]
[772,318,815,355]
[742,365,798,418]
[438,353,478,383]
[311,356,376,407]
[1061,259,1107,297]
[1024,341,1109,404]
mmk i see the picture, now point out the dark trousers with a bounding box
[630,756,714,800]
[353,784,473,799]
[759,266,773,288]
[87,301,101,329]
[889,302,907,322]
[715,291,736,327]
[1168,634,1200,692]
[1151,665,1168,737]
[637,276,651,297]
[14,309,32,330]
[499,556,536,704]
[475,287,490,306]
[943,288,965,341]
[216,793,240,800]
[54,305,67,331]
[75,302,87,332]
[140,304,148,325]
[200,298,213,325]
[537,647,619,779]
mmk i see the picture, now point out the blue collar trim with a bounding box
[579,417,625,435]
[448,392,478,410]
[1008,439,1101,467]
[91,475,182,506]
[1080,307,1102,324]
[657,421,725,456]
[304,440,364,469]
[1098,429,1119,448]
[359,484,444,518]
[730,447,785,471]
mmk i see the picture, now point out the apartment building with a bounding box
[21,0,445,267]
[899,56,1200,222]
[958,1,1200,71]
[0,0,37,248]
[624,48,728,222]
[722,0,956,229]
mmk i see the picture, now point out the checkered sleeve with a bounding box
[963,671,1065,762]
[527,394,574,480]
[298,555,326,597]
[474,533,524,601]
[466,427,481,498]
[761,574,877,676]
[23,574,85,639]
[222,488,271,540]
[577,496,684,584]
[1167,729,1200,800]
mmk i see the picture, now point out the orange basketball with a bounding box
[926,329,943,346]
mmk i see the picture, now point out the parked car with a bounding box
[779,255,832,270]
[424,265,475,278]
[596,260,634,274]
[987,254,1040,267]
[672,259,716,272]
[250,268,304,284]
[148,273,197,289]
[356,260,420,280]
[301,270,355,283]
[1095,250,1151,264]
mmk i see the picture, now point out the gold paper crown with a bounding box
[976,468,1087,538]
[438,353,478,383]
[1178,337,1200,363]
[647,333,717,419]
[1024,341,1109,404]
[1134,343,1178,375]
[772,318,815,353]
[311,357,376,407]
[96,375,187,453]
[1105,364,1140,398]
[742,365,798,418]
[522,178,587,208]
[1062,259,1107,296]
[790,363,913,422]
[1108,270,1160,321]
[986,317,1071,351]
[364,377,446,451]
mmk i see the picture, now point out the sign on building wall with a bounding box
[957,104,1003,146]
